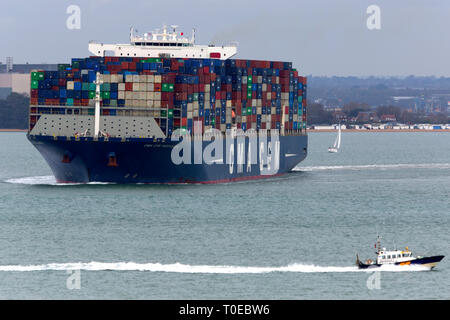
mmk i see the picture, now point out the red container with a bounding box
[125,83,133,91]
[175,83,187,92]
[154,83,161,92]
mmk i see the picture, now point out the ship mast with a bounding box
[94,72,103,138]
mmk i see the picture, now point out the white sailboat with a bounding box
[328,124,341,153]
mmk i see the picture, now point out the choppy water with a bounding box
[0,131,449,299]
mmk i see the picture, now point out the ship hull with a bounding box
[28,134,307,184]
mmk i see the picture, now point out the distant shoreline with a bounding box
[308,129,450,132]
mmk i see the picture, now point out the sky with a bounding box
[1,0,449,76]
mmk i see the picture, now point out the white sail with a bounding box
[328,124,341,153]
[336,125,341,149]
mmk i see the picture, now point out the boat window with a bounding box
[382,256,385,259]
[387,255,391,259]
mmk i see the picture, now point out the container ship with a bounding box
[27,25,308,183]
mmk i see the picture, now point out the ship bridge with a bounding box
[88,25,237,60]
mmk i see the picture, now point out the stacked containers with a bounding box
[29,57,307,135]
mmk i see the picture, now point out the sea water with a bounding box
[0,131,449,299]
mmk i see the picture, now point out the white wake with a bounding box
[4,176,111,186]
[0,262,430,273]
[295,163,450,172]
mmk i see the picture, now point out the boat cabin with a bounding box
[376,247,414,264]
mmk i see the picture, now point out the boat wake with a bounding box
[294,163,450,172]
[0,261,430,273]
[4,176,111,186]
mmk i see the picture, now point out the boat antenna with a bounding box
[375,235,381,255]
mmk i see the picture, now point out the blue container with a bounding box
[81,91,89,99]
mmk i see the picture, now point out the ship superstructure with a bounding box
[88,25,237,60]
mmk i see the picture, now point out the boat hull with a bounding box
[27,134,308,184]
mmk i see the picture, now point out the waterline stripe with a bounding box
[295,163,450,172]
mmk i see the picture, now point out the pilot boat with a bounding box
[356,236,444,270]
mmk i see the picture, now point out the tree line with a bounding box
[307,102,449,125]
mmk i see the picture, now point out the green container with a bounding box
[161,110,167,117]
[247,92,252,99]
[247,76,253,83]
[298,96,303,103]
[82,83,89,91]
[32,72,44,81]
[211,118,216,125]
[101,91,110,99]
[168,109,173,118]
[161,83,169,92]
[89,83,96,91]
[193,93,198,101]
[31,80,39,89]
[247,107,252,115]
[88,108,95,115]
[109,99,117,106]
[141,58,162,63]
[72,61,80,69]
[89,91,96,99]
[66,98,74,106]
[168,84,174,92]
[247,84,252,91]
[298,109,303,116]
